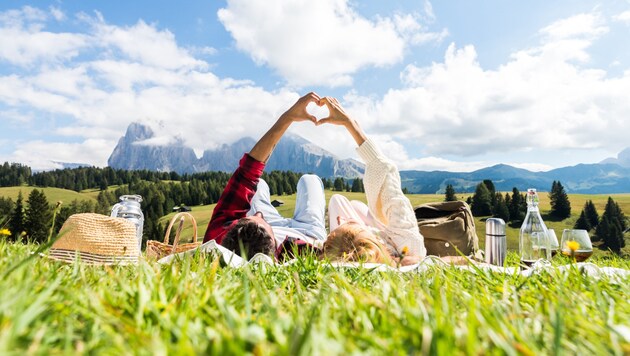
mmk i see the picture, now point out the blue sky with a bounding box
[1,0,629,172]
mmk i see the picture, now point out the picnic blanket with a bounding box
[157,240,630,280]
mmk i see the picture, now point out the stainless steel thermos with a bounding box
[485,218,506,266]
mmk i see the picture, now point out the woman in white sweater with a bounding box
[316,97,427,266]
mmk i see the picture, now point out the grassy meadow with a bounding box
[0,186,97,205]
[1,240,629,354]
[0,188,629,353]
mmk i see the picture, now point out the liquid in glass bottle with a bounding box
[519,188,551,268]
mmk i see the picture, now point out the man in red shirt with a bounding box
[204,93,327,259]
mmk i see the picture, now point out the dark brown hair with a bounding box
[221,218,275,260]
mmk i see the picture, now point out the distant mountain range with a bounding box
[107,123,630,194]
[399,163,630,194]
[108,123,364,178]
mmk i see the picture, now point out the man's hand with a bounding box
[279,92,321,125]
[249,92,321,163]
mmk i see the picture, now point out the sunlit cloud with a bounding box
[218,0,447,87]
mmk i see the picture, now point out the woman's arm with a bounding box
[317,97,426,257]
[316,97,366,146]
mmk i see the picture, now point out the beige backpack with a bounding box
[414,201,479,257]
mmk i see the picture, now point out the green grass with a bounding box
[0,240,628,354]
[0,186,97,205]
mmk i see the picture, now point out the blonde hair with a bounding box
[322,224,393,265]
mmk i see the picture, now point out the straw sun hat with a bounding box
[47,213,139,265]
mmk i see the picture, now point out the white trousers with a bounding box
[247,175,327,241]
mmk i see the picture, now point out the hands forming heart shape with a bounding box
[281,92,352,129]
[306,102,330,122]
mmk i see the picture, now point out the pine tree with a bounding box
[9,191,25,241]
[483,180,496,209]
[100,177,109,191]
[615,201,628,232]
[483,180,496,196]
[444,184,457,202]
[333,178,344,192]
[598,197,627,253]
[25,189,53,243]
[549,180,571,220]
[583,200,599,230]
[574,210,591,231]
[596,215,611,248]
[493,192,510,222]
[504,193,511,209]
[0,197,13,218]
[509,188,524,222]
[471,183,492,216]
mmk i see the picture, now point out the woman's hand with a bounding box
[316,97,352,127]
[316,96,367,146]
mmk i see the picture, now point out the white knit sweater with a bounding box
[357,139,427,257]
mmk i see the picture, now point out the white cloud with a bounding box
[217,0,446,87]
[342,12,630,168]
[11,139,112,169]
[1,6,628,174]
[393,13,449,45]
[84,13,208,71]
[0,7,302,169]
[613,10,630,24]
[49,6,65,21]
[539,13,608,41]
[0,109,33,124]
[0,7,88,67]
[423,1,436,22]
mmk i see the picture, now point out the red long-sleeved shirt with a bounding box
[204,154,264,244]
[203,153,314,259]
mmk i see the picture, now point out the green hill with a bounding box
[0,186,97,205]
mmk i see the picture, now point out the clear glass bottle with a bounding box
[111,195,144,252]
[519,188,551,267]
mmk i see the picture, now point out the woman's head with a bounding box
[322,223,392,264]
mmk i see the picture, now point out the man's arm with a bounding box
[203,154,264,244]
[204,92,322,243]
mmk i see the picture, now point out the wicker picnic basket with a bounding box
[146,212,201,260]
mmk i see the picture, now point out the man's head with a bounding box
[220,212,276,260]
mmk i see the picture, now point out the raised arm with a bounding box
[249,92,321,162]
[204,92,322,244]
[317,96,426,257]
[316,97,366,147]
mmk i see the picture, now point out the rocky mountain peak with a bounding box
[108,122,365,177]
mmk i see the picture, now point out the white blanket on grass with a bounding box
[157,240,630,280]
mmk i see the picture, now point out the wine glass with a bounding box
[547,229,560,257]
[561,229,593,262]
